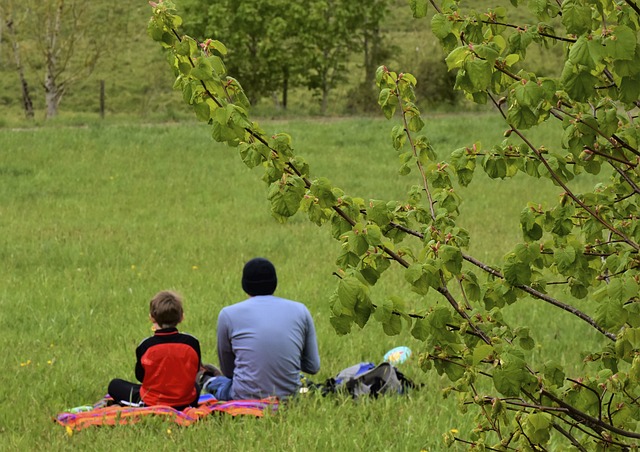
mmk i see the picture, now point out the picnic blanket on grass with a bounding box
[55,394,279,432]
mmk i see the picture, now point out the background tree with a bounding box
[0,0,107,119]
[34,0,104,118]
[300,0,365,114]
[150,0,640,448]
[181,0,304,108]
[182,0,393,114]
[0,1,34,119]
[346,0,395,113]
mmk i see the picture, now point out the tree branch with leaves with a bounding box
[149,0,640,449]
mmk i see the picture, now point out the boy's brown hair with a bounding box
[149,290,184,328]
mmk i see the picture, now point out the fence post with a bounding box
[100,80,105,119]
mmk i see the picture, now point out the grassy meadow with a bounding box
[0,113,608,451]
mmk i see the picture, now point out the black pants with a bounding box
[107,378,200,410]
[108,378,143,406]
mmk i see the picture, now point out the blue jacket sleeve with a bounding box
[300,309,321,374]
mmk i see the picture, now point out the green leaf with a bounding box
[435,358,465,381]
[569,278,589,299]
[405,262,440,295]
[193,100,211,122]
[439,245,463,275]
[520,208,543,241]
[568,36,598,69]
[238,142,267,168]
[191,59,216,82]
[493,351,532,396]
[505,54,520,66]
[329,314,352,335]
[382,314,402,336]
[431,14,452,39]
[336,276,363,313]
[360,265,380,285]
[503,260,532,286]
[561,62,599,102]
[348,232,370,257]
[554,246,576,273]
[408,0,428,18]
[353,296,372,329]
[472,344,493,365]
[602,26,636,60]
[619,75,640,104]
[561,0,593,35]
[464,57,493,92]
[367,200,393,226]
[595,298,628,330]
[606,277,639,303]
[523,412,552,445]
[446,47,470,71]
[408,113,425,133]
[630,356,640,383]
[461,271,481,302]
[310,177,338,208]
[411,318,430,341]
[210,39,227,55]
[374,297,394,323]
[513,79,545,108]
[364,224,383,246]
[335,249,360,270]
[543,361,565,387]
[267,178,305,219]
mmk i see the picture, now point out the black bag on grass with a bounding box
[322,362,415,398]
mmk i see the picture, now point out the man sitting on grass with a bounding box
[203,258,321,400]
[108,290,202,410]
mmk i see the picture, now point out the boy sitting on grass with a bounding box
[108,290,202,410]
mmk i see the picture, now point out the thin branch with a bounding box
[388,220,618,340]
[471,385,503,439]
[611,162,640,195]
[397,82,436,222]
[567,378,603,422]
[623,0,640,16]
[554,106,640,158]
[453,438,506,451]
[437,278,492,345]
[491,97,640,252]
[457,277,472,309]
[481,397,569,413]
[516,416,547,451]
[428,0,442,14]
[463,252,617,341]
[457,16,577,43]
[583,147,636,168]
[606,393,615,427]
[551,422,588,452]
[541,389,640,440]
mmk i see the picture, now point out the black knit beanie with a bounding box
[242,258,277,296]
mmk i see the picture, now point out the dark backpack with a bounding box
[322,362,415,398]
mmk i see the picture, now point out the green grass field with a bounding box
[0,113,609,451]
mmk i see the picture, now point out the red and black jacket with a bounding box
[135,327,201,407]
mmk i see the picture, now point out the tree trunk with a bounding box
[282,65,289,110]
[321,78,328,116]
[44,72,64,119]
[44,0,65,119]
[6,18,34,119]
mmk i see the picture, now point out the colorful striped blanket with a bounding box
[55,394,279,432]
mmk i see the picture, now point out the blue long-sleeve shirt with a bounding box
[216,295,321,399]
